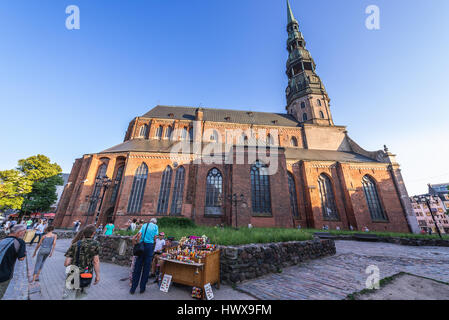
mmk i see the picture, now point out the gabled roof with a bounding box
[100,139,379,163]
[141,105,301,127]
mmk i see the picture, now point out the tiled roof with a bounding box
[100,139,378,163]
[141,105,301,127]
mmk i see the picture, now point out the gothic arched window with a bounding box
[180,127,188,140]
[319,111,325,119]
[317,99,322,106]
[239,134,249,145]
[155,126,163,139]
[301,102,305,109]
[290,136,298,147]
[287,172,299,217]
[302,113,308,121]
[362,175,387,221]
[110,165,124,204]
[157,166,173,214]
[266,134,275,146]
[251,160,272,214]
[139,125,148,138]
[164,126,173,140]
[88,163,107,214]
[127,163,148,213]
[170,166,185,215]
[318,174,339,220]
[210,130,219,142]
[205,168,223,215]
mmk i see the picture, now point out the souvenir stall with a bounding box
[159,235,220,299]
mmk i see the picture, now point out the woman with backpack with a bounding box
[31,225,57,283]
[63,224,101,300]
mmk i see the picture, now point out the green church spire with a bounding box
[287,0,297,25]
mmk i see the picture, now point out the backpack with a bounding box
[0,238,20,265]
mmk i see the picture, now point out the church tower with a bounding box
[285,0,334,126]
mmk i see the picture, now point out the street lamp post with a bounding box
[227,193,247,229]
[85,176,113,226]
[413,195,442,238]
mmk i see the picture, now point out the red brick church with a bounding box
[54,2,418,233]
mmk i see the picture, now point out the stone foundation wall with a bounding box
[219,239,336,284]
[94,235,336,284]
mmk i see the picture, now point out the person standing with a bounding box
[31,226,57,283]
[29,220,46,246]
[26,218,33,230]
[130,218,158,294]
[3,219,12,235]
[128,232,142,287]
[130,219,137,232]
[0,224,27,299]
[63,225,100,300]
[103,222,115,236]
[150,232,166,279]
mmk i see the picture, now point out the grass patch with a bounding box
[115,225,313,246]
[305,228,449,240]
[346,272,405,300]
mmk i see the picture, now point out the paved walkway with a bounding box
[235,240,449,300]
[26,239,253,300]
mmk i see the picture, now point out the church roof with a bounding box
[141,105,301,127]
[100,139,378,163]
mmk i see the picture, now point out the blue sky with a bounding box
[0,0,448,195]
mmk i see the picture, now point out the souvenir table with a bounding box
[160,236,220,299]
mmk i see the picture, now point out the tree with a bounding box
[18,155,64,214]
[0,169,33,210]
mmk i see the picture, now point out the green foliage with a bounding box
[21,174,64,213]
[0,154,63,214]
[0,169,32,210]
[17,154,62,181]
[18,155,63,214]
[156,217,196,228]
[115,226,313,245]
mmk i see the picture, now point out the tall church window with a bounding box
[266,134,275,146]
[317,99,322,106]
[251,160,272,214]
[157,166,173,214]
[362,175,387,221]
[239,134,248,145]
[88,163,107,214]
[210,130,219,142]
[127,163,148,213]
[319,111,325,119]
[170,166,185,215]
[301,102,305,109]
[110,165,124,204]
[290,137,298,147]
[302,113,308,121]
[287,172,299,217]
[318,174,339,220]
[155,126,163,139]
[139,125,148,138]
[205,168,223,215]
[181,127,188,140]
[164,126,173,140]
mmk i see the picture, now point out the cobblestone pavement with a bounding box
[236,240,449,300]
[26,239,254,300]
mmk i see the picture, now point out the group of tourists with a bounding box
[1,215,169,300]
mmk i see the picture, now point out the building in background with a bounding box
[410,195,449,234]
[428,183,449,211]
[54,1,417,233]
